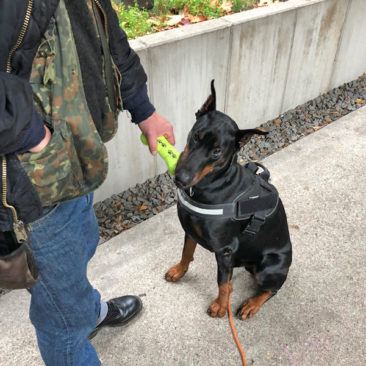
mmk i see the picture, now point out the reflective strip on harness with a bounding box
[177,189,224,216]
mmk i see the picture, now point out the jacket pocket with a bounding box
[30,17,56,117]
[18,119,84,206]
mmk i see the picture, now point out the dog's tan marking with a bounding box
[193,224,202,238]
[213,141,220,147]
[238,290,272,320]
[165,236,197,282]
[191,164,214,186]
[199,133,205,140]
[207,281,233,318]
[176,145,189,171]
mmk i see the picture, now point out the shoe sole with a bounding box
[89,297,143,340]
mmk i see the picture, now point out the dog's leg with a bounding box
[207,252,233,318]
[165,235,197,282]
[207,277,233,318]
[237,245,291,320]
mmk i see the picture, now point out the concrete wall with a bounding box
[95,0,366,202]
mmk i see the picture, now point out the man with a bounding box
[0,0,174,364]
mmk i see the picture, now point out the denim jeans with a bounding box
[28,194,102,366]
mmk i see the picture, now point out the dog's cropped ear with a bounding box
[235,128,268,149]
[196,80,216,118]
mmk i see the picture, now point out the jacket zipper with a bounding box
[2,0,33,241]
[93,0,122,108]
[6,0,34,73]
[1,157,18,222]
[93,0,109,39]
[1,157,27,242]
[93,0,123,81]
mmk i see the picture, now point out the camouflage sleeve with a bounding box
[0,72,34,155]
[102,0,148,99]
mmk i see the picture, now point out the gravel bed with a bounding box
[94,174,176,243]
[95,73,366,242]
[239,74,366,161]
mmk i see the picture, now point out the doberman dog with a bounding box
[165,81,292,320]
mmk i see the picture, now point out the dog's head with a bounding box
[175,80,267,189]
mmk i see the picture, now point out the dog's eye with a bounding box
[212,148,222,158]
[192,132,199,143]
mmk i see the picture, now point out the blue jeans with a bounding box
[28,194,102,366]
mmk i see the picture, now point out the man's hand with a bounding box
[29,125,51,153]
[138,112,175,155]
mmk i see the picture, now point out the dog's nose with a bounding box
[175,170,192,188]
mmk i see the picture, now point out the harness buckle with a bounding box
[243,214,266,235]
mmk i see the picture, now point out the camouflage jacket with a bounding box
[0,0,147,230]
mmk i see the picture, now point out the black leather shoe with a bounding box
[89,295,142,340]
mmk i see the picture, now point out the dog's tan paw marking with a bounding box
[237,291,271,320]
[207,299,227,318]
[237,299,262,320]
[165,263,187,282]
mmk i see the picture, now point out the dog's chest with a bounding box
[177,206,244,252]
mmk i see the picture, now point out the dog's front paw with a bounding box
[207,299,228,318]
[165,263,187,282]
[237,299,261,320]
[237,290,272,320]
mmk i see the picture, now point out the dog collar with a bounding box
[177,162,279,222]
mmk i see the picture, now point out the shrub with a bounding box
[113,0,265,39]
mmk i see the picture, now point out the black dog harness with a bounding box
[177,162,279,235]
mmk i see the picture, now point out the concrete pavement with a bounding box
[0,106,365,365]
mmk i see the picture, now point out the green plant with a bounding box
[112,0,276,39]
[113,2,152,38]
[153,0,186,14]
[232,0,252,12]
[189,0,221,18]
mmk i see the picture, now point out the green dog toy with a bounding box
[140,134,180,176]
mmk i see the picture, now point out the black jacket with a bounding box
[0,0,149,231]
